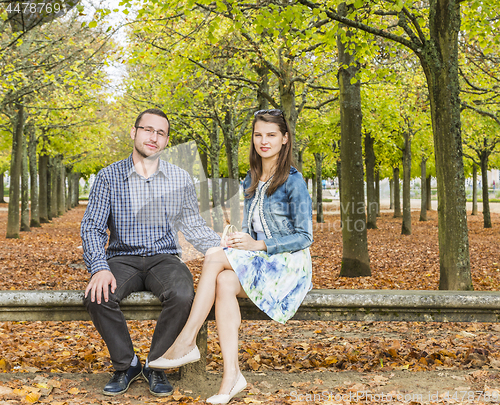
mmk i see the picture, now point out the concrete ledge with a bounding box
[1,289,500,323]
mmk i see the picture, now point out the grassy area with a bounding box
[467,198,500,203]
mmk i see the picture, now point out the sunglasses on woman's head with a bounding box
[254,109,283,116]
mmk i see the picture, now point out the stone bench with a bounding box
[1,289,500,378]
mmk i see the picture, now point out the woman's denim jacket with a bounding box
[242,167,313,255]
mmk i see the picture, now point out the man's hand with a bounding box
[84,270,117,304]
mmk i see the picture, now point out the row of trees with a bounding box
[1,1,119,237]
[2,1,499,291]
[113,0,499,290]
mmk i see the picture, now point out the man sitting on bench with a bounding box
[81,108,220,397]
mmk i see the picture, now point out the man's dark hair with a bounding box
[134,109,170,136]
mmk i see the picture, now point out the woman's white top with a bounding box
[252,181,265,239]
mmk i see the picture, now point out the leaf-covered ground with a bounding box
[1,206,499,292]
[1,203,499,404]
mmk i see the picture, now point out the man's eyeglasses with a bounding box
[136,126,168,138]
[254,109,283,116]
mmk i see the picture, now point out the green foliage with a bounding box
[0,3,120,177]
[78,0,498,186]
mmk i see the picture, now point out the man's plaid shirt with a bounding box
[81,155,220,275]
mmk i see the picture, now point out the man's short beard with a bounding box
[135,145,149,159]
[134,144,163,160]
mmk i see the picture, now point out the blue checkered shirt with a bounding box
[81,155,220,275]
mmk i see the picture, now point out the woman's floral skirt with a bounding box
[224,247,312,324]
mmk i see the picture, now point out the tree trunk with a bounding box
[419,156,427,221]
[20,130,30,232]
[401,133,411,235]
[255,62,270,111]
[46,158,52,221]
[221,109,242,229]
[393,166,401,218]
[471,164,478,215]
[365,132,377,229]
[209,121,223,232]
[389,178,393,210]
[337,159,342,222]
[220,178,226,208]
[7,102,24,238]
[337,3,370,277]
[50,157,58,219]
[375,169,380,217]
[57,158,65,216]
[426,175,432,211]
[314,153,324,223]
[28,125,40,227]
[297,148,304,174]
[67,168,73,211]
[312,173,317,208]
[72,172,80,207]
[228,174,241,227]
[66,167,73,211]
[0,172,5,204]
[278,49,299,164]
[199,150,211,225]
[18,134,29,232]
[420,0,471,290]
[480,153,491,228]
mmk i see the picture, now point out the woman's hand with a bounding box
[226,232,266,251]
[220,235,228,248]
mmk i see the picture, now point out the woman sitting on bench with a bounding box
[150,109,313,404]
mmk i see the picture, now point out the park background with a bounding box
[1,0,500,403]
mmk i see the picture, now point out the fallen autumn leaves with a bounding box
[0,205,500,404]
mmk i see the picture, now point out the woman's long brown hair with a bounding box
[245,111,294,198]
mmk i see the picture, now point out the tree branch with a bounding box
[462,102,500,127]
[304,96,339,110]
[402,7,426,44]
[296,0,420,53]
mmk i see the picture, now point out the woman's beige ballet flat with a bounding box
[206,373,247,404]
[148,346,200,369]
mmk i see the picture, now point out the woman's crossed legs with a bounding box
[156,246,248,395]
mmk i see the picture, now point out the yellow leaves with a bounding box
[439,349,457,359]
[324,356,338,365]
[172,389,185,401]
[247,357,261,371]
[0,379,84,404]
[11,386,42,403]
[25,392,41,403]
[243,399,262,404]
[48,379,61,389]
[83,352,96,362]
[0,358,11,371]
[34,383,53,397]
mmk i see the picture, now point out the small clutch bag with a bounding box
[221,224,238,240]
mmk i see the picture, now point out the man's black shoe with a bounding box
[142,366,173,397]
[103,361,142,396]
